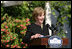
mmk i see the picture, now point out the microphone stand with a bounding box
[52,24,58,36]
[46,24,58,36]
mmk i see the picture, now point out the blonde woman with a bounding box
[23,7,49,48]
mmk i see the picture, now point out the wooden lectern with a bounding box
[30,38,68,46]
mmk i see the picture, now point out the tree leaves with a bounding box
[50,1,71,37]
[52,11,56,15]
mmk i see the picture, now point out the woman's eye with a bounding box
[40,16,42,17]
[39,15,41,17]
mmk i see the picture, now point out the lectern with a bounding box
[29,38,68,47]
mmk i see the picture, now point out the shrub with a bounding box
[1,14,30,48]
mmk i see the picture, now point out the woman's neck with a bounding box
[35,22,42,26]
[35,22,43,29]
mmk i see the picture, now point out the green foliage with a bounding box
[2,1,46,22]
[1,1,46,48]
[50,1,71,37]
[1,13,30,48]
[50,1,71,25]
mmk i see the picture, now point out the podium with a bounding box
[30,38,68,46]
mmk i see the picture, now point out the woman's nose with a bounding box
[42,16,44,19]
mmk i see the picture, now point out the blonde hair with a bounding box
[32,7,45,22]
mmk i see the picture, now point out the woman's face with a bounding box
[35,13,45,24]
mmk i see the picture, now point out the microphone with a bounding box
[51,24,58,31]
[46,24,58,35]
[46,24,54,30]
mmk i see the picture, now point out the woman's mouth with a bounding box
[40,19,44,23]
[40,19,44,21]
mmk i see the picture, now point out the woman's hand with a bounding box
[30,33,42,40]
[34,33,41,38]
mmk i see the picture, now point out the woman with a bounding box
[22,7,49,48]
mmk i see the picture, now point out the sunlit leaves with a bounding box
[50,1,71,37]
[52,11,56,15]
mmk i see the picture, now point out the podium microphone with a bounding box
[46,24,58,35]
[51,24,58,31]
[46,24,54,30]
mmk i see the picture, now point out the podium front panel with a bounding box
[30,38,68,46]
